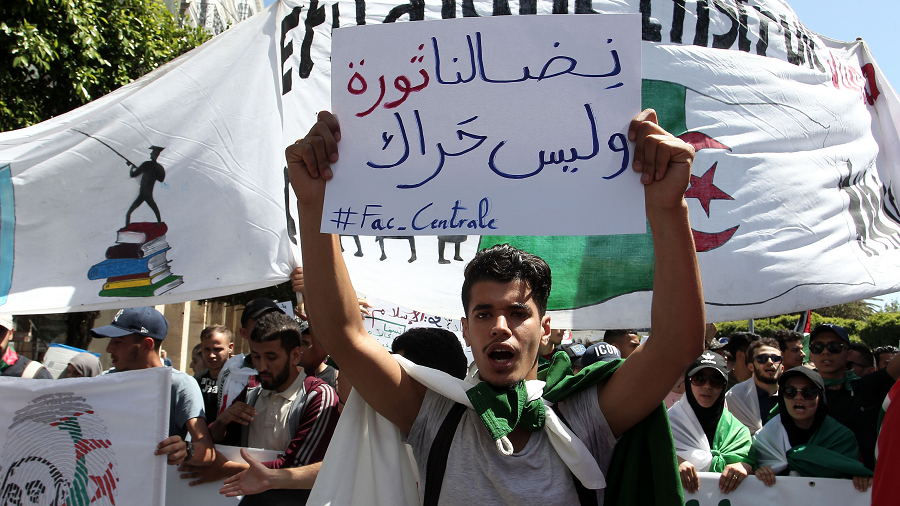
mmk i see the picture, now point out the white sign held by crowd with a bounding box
[326,15,644,236]
[0,368,169,506]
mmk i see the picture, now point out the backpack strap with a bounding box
[423,402,467,506]
[551,404,599,506]
[21,360,45,379]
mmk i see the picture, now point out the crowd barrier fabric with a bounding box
[0,368,169,506]
[686,472,869,506]
[0,0,898,328]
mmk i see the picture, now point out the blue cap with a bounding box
[809,324,850,344]
[91,307,169,341]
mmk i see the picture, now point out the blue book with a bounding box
[88,248,170,280]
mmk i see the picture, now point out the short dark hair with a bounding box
[603,329,637,345]
[461,244,551,317]
[200,324,233,343]
[249,312,301,353]
[391,328,468,379]
[746,337,780,364]
[848,342,874,368]
[772,329,803,352]
[874,346,899,365]
[724,332,760,356]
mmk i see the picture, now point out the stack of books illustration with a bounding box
[88,222,183,297]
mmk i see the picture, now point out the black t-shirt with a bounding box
[195,369,219,424]
[316,365,337,390]
[2,356,53,379]
[825,368,895,470]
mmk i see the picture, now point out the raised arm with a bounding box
[286,112,426,434]
[597,109,706,437]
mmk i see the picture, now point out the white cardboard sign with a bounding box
[326,14,643,236]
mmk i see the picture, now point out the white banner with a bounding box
[686,472,868,506]
[0,368,169,506]
[0,0,899,327]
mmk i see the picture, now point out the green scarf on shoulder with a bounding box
[823,371,859,391]
[710,410,755,471]
[786,416,873,478]
[466,351,683,506]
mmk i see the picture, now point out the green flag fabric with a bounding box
[786,417,873,478]
[465,352,683,506]
[710,410,755,472]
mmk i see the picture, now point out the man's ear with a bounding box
[539,315,552,347]
[239,327,249,341]
[290,346,303,367]
[461,317,470,347]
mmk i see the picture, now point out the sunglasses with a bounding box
[809,341,846,354]
[782,385,819,401]
[690,372,726,388]
[753,354,783,364]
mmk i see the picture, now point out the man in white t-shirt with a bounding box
[286,109,705,504]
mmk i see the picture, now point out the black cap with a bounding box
[91,307,169,340]
[686,351,727,380]
[580,342,622,368]
[809,324,850,344]
[241,298,283,328]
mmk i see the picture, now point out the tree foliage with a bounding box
[715,302,900,349]
[812,300,879,321]
[1,0,210,131]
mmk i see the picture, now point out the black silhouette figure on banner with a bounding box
[437,235,467,264]
[375,236,416,263]
[125,146,166,226]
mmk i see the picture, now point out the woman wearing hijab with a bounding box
[668,351,754,494]
[65,352,102,378]
[753,366,873,492]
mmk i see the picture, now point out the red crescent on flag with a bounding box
[678,132,731,151]
[692,225,739,252]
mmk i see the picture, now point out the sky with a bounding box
[263,0,899,306]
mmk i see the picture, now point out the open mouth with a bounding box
[793,404,807,413]
[489,350,514,363]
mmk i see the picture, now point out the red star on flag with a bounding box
[685,163,733,216]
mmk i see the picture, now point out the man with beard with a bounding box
[185,312,338,504]
[725,338,782,434]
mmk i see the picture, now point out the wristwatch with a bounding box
[184,440,195,463]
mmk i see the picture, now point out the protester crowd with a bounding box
[2,109,897,505]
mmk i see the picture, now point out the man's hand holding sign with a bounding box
[288,14,704,505]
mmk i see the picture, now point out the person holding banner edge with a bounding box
[669,351,754,495]
[752,367,873,492]
[286,108,703,505]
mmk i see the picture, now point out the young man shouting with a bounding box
[287,109,704,504]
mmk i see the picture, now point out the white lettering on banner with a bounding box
[686,472,869,506]
[325,14,644,236]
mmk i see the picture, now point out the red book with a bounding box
[116,222,168,244]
